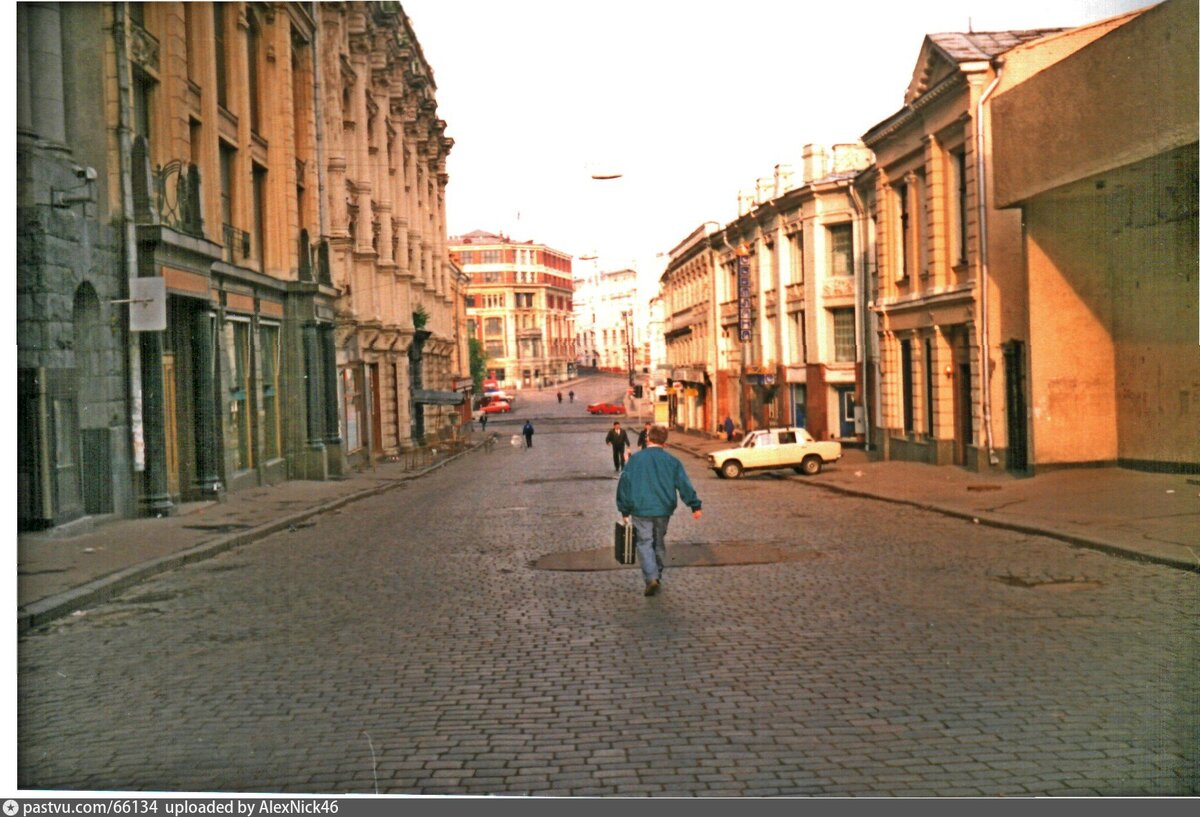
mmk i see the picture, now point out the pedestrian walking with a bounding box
[557,391,563,403]
[636,421,652,450]
[568,390,575,403]
[479,412,488,432]
[723,415,735,441]
[605,421,631,474]
[522,419,535,448]
[616,424,702,597]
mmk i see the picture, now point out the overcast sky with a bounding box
[402,0,1151,279]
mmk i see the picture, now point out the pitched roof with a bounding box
[926,29,1066,63]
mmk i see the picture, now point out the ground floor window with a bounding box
[900,339,914,434]
[341,366,363,452]
[260,324,281,460]
[227,320,253,470]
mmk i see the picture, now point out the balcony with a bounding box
[152,160,205,238]
[223,223,252,265]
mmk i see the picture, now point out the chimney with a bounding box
[801,144,829,185]
[756,177,774,205]
[774,164,794,197]
[738,190,755,216]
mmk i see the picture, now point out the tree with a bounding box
[469,337,487,394]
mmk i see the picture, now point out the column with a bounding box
[140,330,175,516]
[303,322,326,448]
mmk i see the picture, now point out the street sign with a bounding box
[737,255,752,342]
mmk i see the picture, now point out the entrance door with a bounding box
[1003,342,1029,472]
[792,385,807,429]
[369,363,383,454]
[955,363,972,465]
[836,387,856,438]
[48,369,84,525]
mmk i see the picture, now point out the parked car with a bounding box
[587,401,626,415]
[707,427,841,478]
[481,399,512,414]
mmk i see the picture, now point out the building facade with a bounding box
[861,20,1133,472]
[990,0,1198,472]
[318,2,459,465]
[710,145,873,441]
[451,230,576,391]
[17,1,458,531]
[572,265,639,379]
[660,226,717,432]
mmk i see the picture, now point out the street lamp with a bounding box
[621,308,634,387]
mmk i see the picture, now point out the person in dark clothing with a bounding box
[723,415,735,441]
[522,420,534,448]
[605,422,631,474]
[480,412,488,432]
[568,390,575,402]
[616,425,702,596]
[636,421,652,450]
[557,391,563,403]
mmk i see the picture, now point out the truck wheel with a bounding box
[721,460,744,479]
[800,456,821,476]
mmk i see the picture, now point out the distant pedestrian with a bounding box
[616,425,702,597]
[568,390,575,403]
[480,412,488,432]
[605,421,631,474]
[557,391,563,403]
[522,420,535,448]
[723,415,734,441]
[637,421,652,450]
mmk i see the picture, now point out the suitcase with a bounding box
[614,520,636,565]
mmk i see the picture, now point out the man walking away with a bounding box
[522,419,534,448]
[605,421,631,474]
[557,391,563,403]
[723,415,735,442]
[569,390,575,403]
[637,421,652,450]
[616,425,702,597]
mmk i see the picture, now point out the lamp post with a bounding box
[621,308,634,387]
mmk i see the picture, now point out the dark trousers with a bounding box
[612,447,626,471]
[524,433,533,447]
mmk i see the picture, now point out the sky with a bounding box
[401,0,1151,283]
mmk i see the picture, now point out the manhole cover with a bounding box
[533,542,822,571]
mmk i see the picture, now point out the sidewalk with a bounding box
[666,429,1200,575]
[16,428,1198,633]
[16,435,493,632]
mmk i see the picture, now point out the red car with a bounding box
[482,399,512,414]
[587,401,626,415]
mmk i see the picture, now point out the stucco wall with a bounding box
[992,0,1198,207]
[1026,145,1199,467]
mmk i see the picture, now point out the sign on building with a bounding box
[737,255,752,342]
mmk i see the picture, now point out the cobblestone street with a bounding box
[17,392,1199,796]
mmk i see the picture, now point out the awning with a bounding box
[413,389,466,406]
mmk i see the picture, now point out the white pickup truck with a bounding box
[707,427,842,478]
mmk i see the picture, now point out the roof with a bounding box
[926,29,1066,63]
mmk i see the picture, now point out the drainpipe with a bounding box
[848,183,871,451]
[311,2,328,238]
[975,57,1003,468]
[113,2,144,477]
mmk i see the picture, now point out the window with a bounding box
[484,317,503,336]
[260,324,281,460]
[828,224,852,277]
[484,341,505,358]
[925,338,935,438]
[227,321,252,470]
[515,292,534,308]
[832,308,855,363]
[900,339,914,434]
[896,182,909,280]
[214,3,229,110]
[184,4,197,82]
[480,250,502,264]
[789,232,804,284]
[219,143,235,228]
[252,164,267,266]
[778,431,797,444]
[132,69,153,146]
[247,16,262,134]
[791,311,807,363]
[950,150,968,266]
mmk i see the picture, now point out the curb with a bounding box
[17,439,485,634]
[670,444,1200,575]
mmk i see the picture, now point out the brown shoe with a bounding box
[644,579,660,597]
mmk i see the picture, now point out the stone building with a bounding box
[450,230,576,391]
[317,2,459,463]
[990,0,1198,472]
[571,266,639,379]
[861,17,1136,472]
[16,1,458,530]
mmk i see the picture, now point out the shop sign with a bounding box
[737,255,752,342]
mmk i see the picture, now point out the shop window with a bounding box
[260,324,281,460]
[227,321,253,470]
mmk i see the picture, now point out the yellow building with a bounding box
[317,2,459,463]
[991,0,1198,472]
[450,231,576,391]
[660,226,718,432]
[862,17,1139,472]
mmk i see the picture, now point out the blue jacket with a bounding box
[616,446,702,518]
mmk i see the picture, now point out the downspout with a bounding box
[311,2,328,238]
[975,57,1003,468]
[848,183,871,451]
[114,2,144,475]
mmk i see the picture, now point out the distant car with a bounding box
[587,401,626,415]
[481,399,512,414]
[707,427,841,478]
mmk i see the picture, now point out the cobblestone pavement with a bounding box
[17,402,1200,796]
